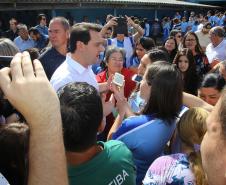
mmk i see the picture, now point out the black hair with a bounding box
[28,27,40,35]
[142,61,183,123]
[139,37,155,51]
[182,31,204,56]
[174,48,200,95]
[163,36,178,63]
[0,123,29,185]
[69,22,102,53]
[37,13,46,23]
[132,37,155,59]
[25,48,40,60]
[147,48,170,63]
[200,73,225,92]
[170,29,182,37]
[58,82,103,152]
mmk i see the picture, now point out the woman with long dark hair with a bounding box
[128,37,155,73]
[162,36,178,63]
[174,48,200,96]
[108,61,183,185]
[181,32,210,78]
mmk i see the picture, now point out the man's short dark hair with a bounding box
[37,13,46,23]
[28,27,40,35]
[58,82,103,152]
[69,22,102,53]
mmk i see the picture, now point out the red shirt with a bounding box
[96,68,136,100]
[96,68,136,141]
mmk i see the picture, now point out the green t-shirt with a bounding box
[68,140,136,185]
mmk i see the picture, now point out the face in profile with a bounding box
[139,70,151,102]
[29,32,38,41]
[83,30,105,66]
[138,54,151,76]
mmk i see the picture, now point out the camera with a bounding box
[114,16,128,35]
[0,56,13,69]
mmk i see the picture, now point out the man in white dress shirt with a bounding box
[206,26,226,68]
[51,22,110,92]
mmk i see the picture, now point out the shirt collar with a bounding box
[214,39,225,49]
[66,54,89,74]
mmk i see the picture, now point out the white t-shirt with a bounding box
[195,30,211,48]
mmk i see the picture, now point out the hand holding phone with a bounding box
[132,74,142,83]
[112,72,124,87]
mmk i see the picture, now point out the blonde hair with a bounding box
[0,38,19,56]
[177,107,209,185]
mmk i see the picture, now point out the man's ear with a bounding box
[76,41,85,51]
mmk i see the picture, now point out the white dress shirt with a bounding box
[50,54,99,92]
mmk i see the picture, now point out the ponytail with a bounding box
[188,151,208,185]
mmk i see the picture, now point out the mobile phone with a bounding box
[0,56,13,68]
[113,72,124,87]
[114,17,128,35]
[132,74,142,83]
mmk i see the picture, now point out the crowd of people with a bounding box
[0,9,226,185]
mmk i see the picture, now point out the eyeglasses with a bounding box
[176,35,182,38]
[110,57,124,62]
[185,39,196,42]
